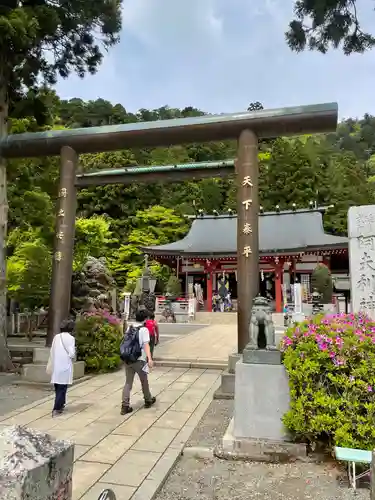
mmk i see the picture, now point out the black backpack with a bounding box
[120,325,142,364]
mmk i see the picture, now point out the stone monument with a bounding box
[292,282,305,323]
[0,425,74,500]
[348,205,375,319]
[220,296,306,461]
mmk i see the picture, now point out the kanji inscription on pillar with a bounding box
[54,251,63,262]
[348,205,375,318]
[242,199,252,210]
[242,176,253,187]
[243,223,252,234]
[243,245,252,257]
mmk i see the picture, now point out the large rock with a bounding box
[0,425,74,500]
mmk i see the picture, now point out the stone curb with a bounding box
[154,360,226,370]
[182,446,214,459]
[11,375,92,389]
[212,390,234,400]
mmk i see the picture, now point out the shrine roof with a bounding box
[141,208,348,257]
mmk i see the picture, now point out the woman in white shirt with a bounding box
[48,319,76,417]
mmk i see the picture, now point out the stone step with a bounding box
[213,370,235,397]
[154,359,225,370]
[21,361,85,384]
[11,356,33,366]
[8,330,47,339]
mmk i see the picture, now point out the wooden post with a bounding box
[275,260,283,313]
[206,272,213,312]
[46,146,77,347]
[236,129,259,353]
[0,72,14,371]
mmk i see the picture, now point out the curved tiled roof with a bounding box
[141,209,348,257]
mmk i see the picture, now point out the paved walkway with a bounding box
[154,323,286,365]
[0,366,221,500]
[155,324,237,365]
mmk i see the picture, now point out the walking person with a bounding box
[145,312,159,357]
[120,309,156,415]
[47,319,76,417]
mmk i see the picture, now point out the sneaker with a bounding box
[52,410,63,418]
[144,396,156,409]
[120,405,133,415]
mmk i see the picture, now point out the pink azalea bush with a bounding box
[281,313,375,451]
[76,310,122,373]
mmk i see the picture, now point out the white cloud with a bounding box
[56,0,375,119]
[122,0,223,53]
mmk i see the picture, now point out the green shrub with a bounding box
[75,311,123,373]
[166,275,182,297]
[281,313,375,451]
[311,263,333,303]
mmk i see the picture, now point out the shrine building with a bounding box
[141,207,349,313]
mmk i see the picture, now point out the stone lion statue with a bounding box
[248,295,276,350]
[83,256,114,287]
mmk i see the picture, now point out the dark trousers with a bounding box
[122,360,152,406]
[149,335,155,357]
[53,384,68,411]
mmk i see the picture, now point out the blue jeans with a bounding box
[53,384,68,411]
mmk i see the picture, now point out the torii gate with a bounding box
[0,103,338,353]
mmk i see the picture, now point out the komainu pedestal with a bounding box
[0,425,74,500]
[220,296,306,462]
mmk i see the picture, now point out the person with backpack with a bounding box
[120,309,156,415]
[144,312,159,357]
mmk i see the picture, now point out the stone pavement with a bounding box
[0,366,222,500]
[154,322,286,366]
[155,324,237,366]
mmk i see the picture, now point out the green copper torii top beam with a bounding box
[75,160,236,186]
[0,103,338,158]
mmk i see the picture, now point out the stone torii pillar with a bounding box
[236,130,259,353]
[46,146,78,347]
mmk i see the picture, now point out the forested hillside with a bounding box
[7,95,375,309]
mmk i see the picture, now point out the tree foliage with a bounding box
[7,239,51,310]
[5,96,375,313]
[311,264,333,303]
[74,216,112,270]
[286,0,375,55]
[0,0,122,119]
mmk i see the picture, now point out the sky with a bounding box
[56,0,375,120]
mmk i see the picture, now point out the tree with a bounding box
[286,0,375,54]
[311,263,333,303]
[74,216,112,270]
[7,239,52,311]
[110,206,189,288]
[247,102,264,111]
[0,1,122,370]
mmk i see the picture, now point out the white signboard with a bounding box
[123,292,131,320]
[348,205,375,319]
